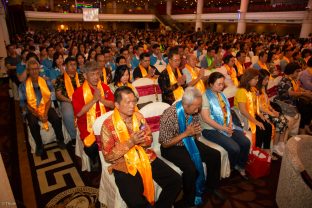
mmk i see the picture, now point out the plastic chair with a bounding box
[93,110,161,208]
[132,78,162,107]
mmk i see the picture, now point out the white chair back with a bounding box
[140,102,170,151]
[223,85,238,99]
[93,111,114,136]
[132,78,162,105]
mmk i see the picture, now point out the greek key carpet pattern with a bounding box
[27,142,89,208]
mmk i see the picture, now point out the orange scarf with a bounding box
[283,56,290,63]
[184,64,205,94]
[64,72,80,100]
[235,61,245,76]
[245,88,260,145]
[139,64,149,77]
[258,60,269,71]
[102,67,107,84]
[286,75,299,92]
[259,88,276,141]
[26,77,51,130]
[112,108,155,205]
[82,81,106,147]
[167,64,184,100]
[224,64,239,87]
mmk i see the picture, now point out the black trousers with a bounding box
[161,140,221,206]
[26,108,64,148]
[255,114,272,149]
[297,99,312,128]
[113,157,182,208]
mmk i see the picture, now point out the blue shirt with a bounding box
[19,79,55,109]
[16,62,26,75]
[131,56,140,69]
[252,63,261,70]
[150,54,168,66]
[41,58,53,70]
[49,67,62,81]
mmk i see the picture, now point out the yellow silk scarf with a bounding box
[224,64,239,87]
[245,88,260,145]
[217,93,227,125]
[185,64,205,94]
[82,80,106,147]
[139,64,148,77]
[285,75,299,92]
[259,89,276,141]
[283,57,290,63]
[112,108,155,205]
[102,67,107,84]
[235,61,245,76]
[258,61,269,71]
[26,77,51,130]
[166,64,184,100]
[64,72,80,100]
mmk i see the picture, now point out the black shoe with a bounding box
[211,189,227,201]
[57,141,66,149]
[70,139,76,147]
[35,145,45,156]
[90,157,101,172]
[174,199,198,208]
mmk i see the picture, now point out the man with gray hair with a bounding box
[72,61,114,171]
[19,58,66,156]
[159,87,222,208]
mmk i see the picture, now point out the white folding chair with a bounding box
[140,102,183,176]
[93,111,162,208]
[75,128,91,172]
[132,78,162,107]
[27,121,71,154]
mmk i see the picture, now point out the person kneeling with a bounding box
[101,86,182,208]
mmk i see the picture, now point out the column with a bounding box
[237,0,249,34]
[166,0,172,16]
[113,1,117,14]
[300,0,312,38]
[49,0,54,11]
[0,0,9,58]
[112,1,117,30]
[195,0,204,31]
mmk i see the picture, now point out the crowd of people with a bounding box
[4,29,312,208]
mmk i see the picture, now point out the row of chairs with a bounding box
[26,75,284,208]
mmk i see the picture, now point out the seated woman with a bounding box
[109,65,138,97]
[256,69,289,156]
[76,53,86,73]
[49,52,65,85]
[201,72,250,178]
[275,62,312,135]
[234,68,274,156]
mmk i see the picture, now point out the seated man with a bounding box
[72,61,114,171]
[159,87,222,207]
[158,47,186,105]
[182,54,207,94]
[133,52,160,80]
[96,53,112,84]
[55,57,84,143]
[101,86,182,208]
[19,59,66,156]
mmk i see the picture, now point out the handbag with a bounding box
[246,147,271,179]
[274,99,298,117]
